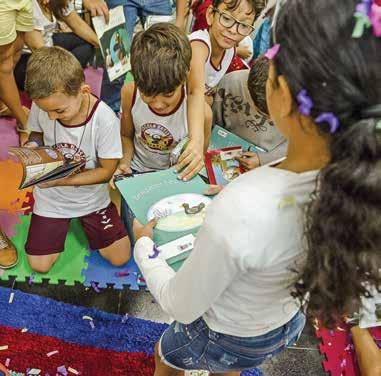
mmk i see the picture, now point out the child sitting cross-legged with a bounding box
[24,46,131,273]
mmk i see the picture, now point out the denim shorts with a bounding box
[159,311,306,373]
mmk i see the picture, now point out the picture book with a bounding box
[144,15,176,29]
[9,146,86,189]
[92,6,130,82]
[116,168,211,268]
[158,234,195,272]
[205,146,245,185]
[209,125,268,153]
[199,125,268,180]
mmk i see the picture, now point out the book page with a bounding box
[92,6,131,81]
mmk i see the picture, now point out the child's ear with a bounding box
[206,5,215,27]
[277,75,294,119]
[80,84,91,95]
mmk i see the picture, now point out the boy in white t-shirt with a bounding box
[178,0,264,181]
[114,23,212,244]
[24,46,130,273]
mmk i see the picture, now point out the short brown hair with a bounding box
[248,55,269,115]
[130,23,191,96]
[25,46,85,100]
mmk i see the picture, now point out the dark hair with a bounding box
[272,0,381,327]
[212,0,266,19]
[25,47,85,99]
[47,0,70,19]
[130,23,191,96]
[248,55,269,115]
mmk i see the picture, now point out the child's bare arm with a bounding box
[351,326,381,376]
[175,0,189,29]
[178,41,209,181]
[63,12,99,47]
[119,83,136,171]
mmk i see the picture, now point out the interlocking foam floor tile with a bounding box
[1,215,90,285]
[82,251,141,291]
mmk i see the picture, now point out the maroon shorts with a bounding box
[25,202,128,256]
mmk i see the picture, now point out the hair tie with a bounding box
[315,113,340,134]
[353,0,381,37]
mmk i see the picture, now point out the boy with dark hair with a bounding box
[24,46,130,273]
[248,55,269,117]
[116,22,211,176]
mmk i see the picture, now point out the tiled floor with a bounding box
[0,278,326,375]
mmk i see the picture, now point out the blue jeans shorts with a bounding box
[159,311,306,373]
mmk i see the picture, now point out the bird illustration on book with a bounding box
[182,202,205,215]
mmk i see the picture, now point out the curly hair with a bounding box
[272,0,381,327]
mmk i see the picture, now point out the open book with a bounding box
[9,147,86,189]
[92,6,131,82]
[116,168,211,270]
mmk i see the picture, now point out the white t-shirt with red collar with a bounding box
[130,86,188,172]
[189,29,235,96]
[28,99,123,218]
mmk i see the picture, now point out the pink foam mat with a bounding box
[316,324,381,375]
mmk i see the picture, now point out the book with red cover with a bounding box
[205,146,244,186]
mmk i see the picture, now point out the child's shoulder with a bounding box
[92,99,119,124]
[189,29,211,47]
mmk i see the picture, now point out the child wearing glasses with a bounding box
[175,0,264,182]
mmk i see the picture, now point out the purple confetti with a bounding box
[90,281,100,293]
[115,271,129,277]
[57,365,68,376]
[5,358,10,367]
[28,273,35,286]
[148,245,160,259]
[121,313,129,323]
[297,89,314,116]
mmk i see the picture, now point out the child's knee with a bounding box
[100,236,131,266]
[27,255,56,273]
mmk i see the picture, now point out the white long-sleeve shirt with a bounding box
[135,165,318,337]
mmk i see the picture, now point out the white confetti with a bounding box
[68,367,80,375]
[9,292,14,304]
[0,345,9,351]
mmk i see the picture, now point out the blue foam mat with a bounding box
[82,250,143,290]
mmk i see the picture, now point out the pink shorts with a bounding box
[25,202,128,256]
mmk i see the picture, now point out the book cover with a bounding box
[92,6,131,82]
[199,125,267,179]
[116,168,211,255]
[205,146,244,185]
[9,147,86,189]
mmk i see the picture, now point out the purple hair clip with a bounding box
[297,89,314,116]
[264,44,280,60]
[315,113,340,134]
[296,89,340,133]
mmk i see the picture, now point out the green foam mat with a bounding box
[1,215,90,285]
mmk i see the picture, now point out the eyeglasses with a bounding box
[213,8,255,36]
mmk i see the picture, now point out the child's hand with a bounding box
[23,141,39,149]
[176,140,204,181]
[110,163,132,189]
[236,152,260,170]
[204,184,223,196]
[237,45,251,60]
[133,218,158,241]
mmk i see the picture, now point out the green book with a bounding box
[209,125,267,152]
[116,168,211,269]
